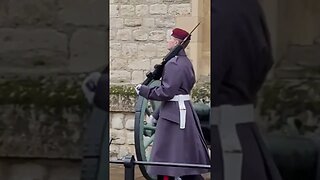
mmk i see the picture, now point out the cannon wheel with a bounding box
[134,80,161,180]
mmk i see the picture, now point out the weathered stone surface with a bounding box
[136,5,149,16]
[125,114,135,130]
[120,5,135,16]
[116,29,132,41]
[122,43,138,57]
[0,104,86,158]
[126,131,135,145]
[131,71,144,84]
[111,113,125,129]
[8,0,57,25]
[110,70,131,83]
[69,29,107,73]
[130,0,146,4]
[110,144,120,158]
[110,42,122,58]
[155,17,175,28]
[168,4,191,16]
[110,58,128,70]
[110,5,120,17]
[110,29,116,40]
[143,18,155,27]
[110,129,126,145]
[149,30,166,41]
[0,28,67,69]
[133,29,148,41]
[157,43,169,57]
[150,4,167,15]
[128,59,150,70]
[124,18,142,27]
[58,0,106,25]
[147,0,164,3]
[118,146,132,159]
[138,43,157,58]
[110,18,124,28]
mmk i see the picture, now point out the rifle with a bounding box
[141,22,201,85]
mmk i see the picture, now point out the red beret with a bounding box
[171,28,191,41]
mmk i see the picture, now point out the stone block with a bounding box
[8,0,57,25]
[110,29,117,40]
[147,0,164,3]
[125,114,135,130]
[58,0,106,26]
[133,29,148,41]
[111,113,125,129]
[128,59,150,70]
[157,43,168,57]
[68,29,107,73]
[143,18,155,27]
[138,43,157,58]
[9,163,48,180]
[124,18,142,27]
[110,4,120,17]
[168,4,191,16]
[118,146,131,159]
[110,70,131,83]
[110,42,122,58]
[110,144,120,158]
[120,5,135,16]
[126,131,135,145]
[150,4,167,15]
[149,30,166,41]
[116,29,132,41]
[122,43,138,57]
[0,28,68,69]
[136,5,149,16]
[110,18,124,28]
[110,58,128,70]
[110,129,126,145]
[155,16,175,28]
[131,71,144,84]
[130,0,146,4]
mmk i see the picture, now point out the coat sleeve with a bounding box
[139,60,182,101]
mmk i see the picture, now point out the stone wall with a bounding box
[0,0,107,179]
[0,0,107,74]
[110,0,192,84]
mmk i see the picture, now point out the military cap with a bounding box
[171,28,191,41]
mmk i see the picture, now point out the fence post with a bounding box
[124,155,135,180]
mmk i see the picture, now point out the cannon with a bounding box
[134,80,320,180]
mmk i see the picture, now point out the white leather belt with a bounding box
[169,94,190,129]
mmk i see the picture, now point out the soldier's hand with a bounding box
[81,72,102,105]
[135,84,141,95]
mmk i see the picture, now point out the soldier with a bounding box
[135,28,210,180]
[211,0,283,180]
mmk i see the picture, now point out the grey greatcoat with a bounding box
[139,49,210,177]
[211,0,283,179]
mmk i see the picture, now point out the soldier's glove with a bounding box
[135,84,141,95]
[81,72,101,105]
[147,115,158,126]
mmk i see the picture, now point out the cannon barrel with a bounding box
[193,103,320,180]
